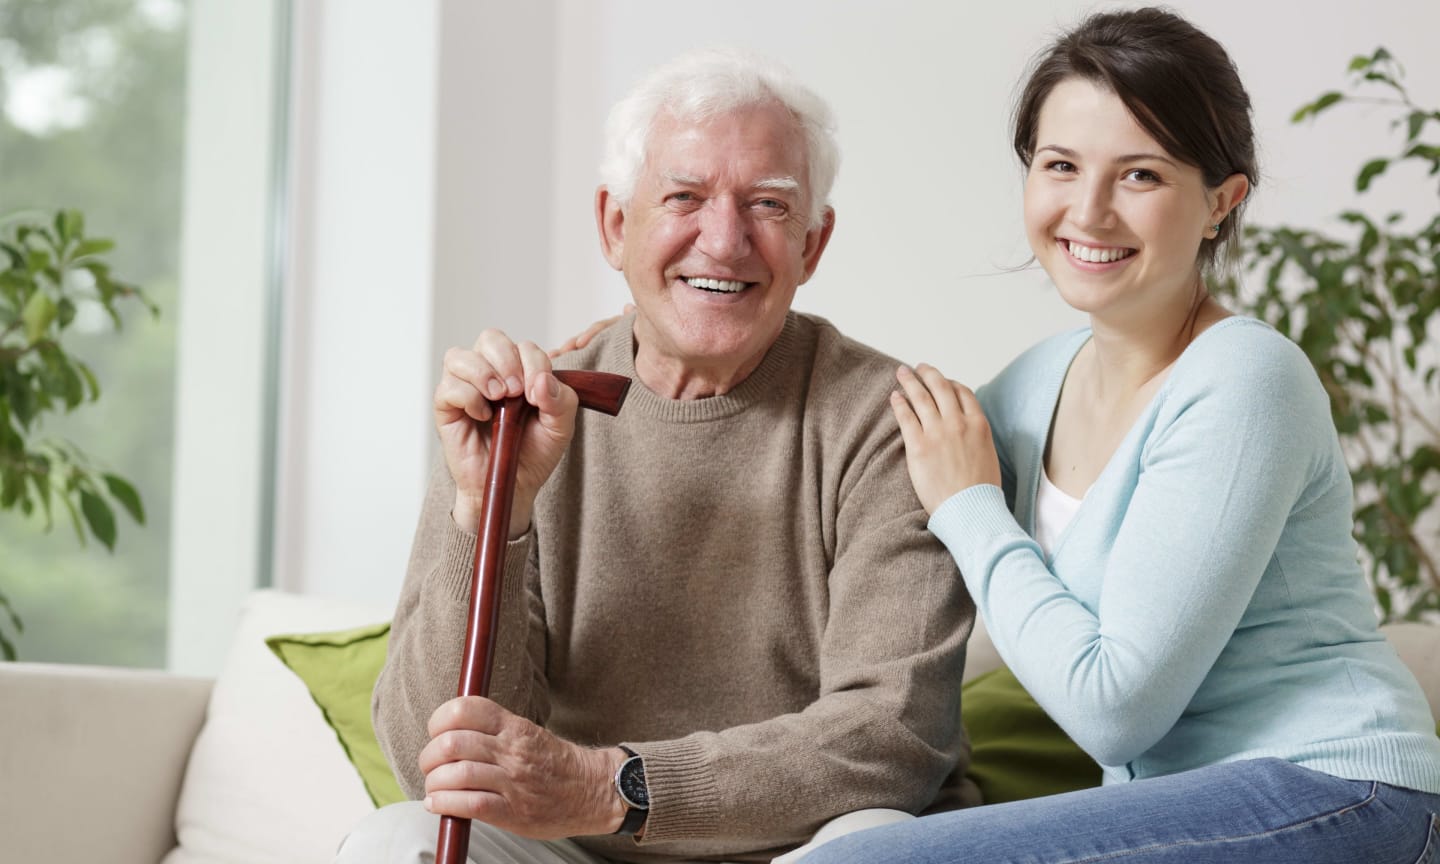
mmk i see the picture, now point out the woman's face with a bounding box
[1023,77,1244,326]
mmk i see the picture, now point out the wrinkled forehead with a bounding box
[640,103,810,192]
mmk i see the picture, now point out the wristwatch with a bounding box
[613,745,649,836]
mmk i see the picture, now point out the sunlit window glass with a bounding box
[0,0,186,667]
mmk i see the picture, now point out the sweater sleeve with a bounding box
[372,458,549,800]
[929,331,1323,767]
[629,407,978,850]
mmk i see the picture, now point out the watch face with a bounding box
[618,756,649,809]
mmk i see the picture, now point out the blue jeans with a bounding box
[801,759,1440,864]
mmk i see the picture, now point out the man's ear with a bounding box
[596,186,625,271]
[799,207,836,285]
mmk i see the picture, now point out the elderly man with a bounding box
[337,48,978,864]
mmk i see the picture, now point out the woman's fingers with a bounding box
[889,390,922,442]
[896,365,943,427]
[915,364,963,420]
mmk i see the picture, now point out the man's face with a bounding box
[597,101,833,393]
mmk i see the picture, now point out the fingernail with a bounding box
[423,796,433,812]
[547,375,560,398]
[505,376,523,395]
[485,379,504,399]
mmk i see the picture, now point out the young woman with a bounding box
[801,8,1440,864]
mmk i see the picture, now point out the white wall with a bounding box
[270,0,440,607]
[268,0,1440,612]
[169,0,282,674]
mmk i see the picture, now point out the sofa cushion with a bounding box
[252,615,1103,812]
[266,622,405,807]
[961,666,1101,803]
[163,590,393,864]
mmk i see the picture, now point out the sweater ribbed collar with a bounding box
[600,311,806,423]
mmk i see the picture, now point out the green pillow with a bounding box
[961,667,1102,803]
[266,622,406,807]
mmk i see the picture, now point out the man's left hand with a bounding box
[420,697,627,839]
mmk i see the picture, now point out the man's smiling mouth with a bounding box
[684,276,754,294]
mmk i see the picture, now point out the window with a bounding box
[0,0,186,666]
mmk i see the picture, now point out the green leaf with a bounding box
[103,473,145,524]
[26,469,52,529]
[75,361,100,401]
[1356,158,1389,192]
[79,488,117,551]
[1292,91,1344,123]
[25,248,51,274]
[57,487,85,546]
[21,289,56,342]
[55,210,83,246]
[1407,111,1427,143]
[0,587,21,634]
[72,238,114,259]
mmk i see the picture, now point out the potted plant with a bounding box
[0,208,156,658]
[1211,48,1440,623]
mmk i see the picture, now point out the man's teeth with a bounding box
[1066,241,1135,264]
[685,277,748,293]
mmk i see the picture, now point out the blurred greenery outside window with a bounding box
[0,0,186,666]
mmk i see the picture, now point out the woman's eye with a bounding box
[1045,160,1076,174]
[1125,168,1161,183]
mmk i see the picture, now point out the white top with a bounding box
[1034,467,1083,558]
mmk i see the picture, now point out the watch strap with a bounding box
[617,802,648,836]
[614,745,649,836]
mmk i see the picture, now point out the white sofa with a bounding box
[3,589,1439,864]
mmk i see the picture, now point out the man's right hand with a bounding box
[434,329,579,537]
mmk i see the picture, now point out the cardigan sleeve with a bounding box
[929,328,1328,767]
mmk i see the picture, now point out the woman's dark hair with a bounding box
[1012,7,1258,271]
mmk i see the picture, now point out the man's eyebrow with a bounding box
[753,176,800,193]
[659,172,801,193]
[662,172,705,186]
[1037,144,1178,167]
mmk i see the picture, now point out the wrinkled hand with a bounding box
[889,364,1001,514]
[434,330,579,536]
[547,304,635,358]
[420,697,625,839]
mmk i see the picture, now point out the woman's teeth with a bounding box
[685,277,748,293]
[1066,241,1135,264]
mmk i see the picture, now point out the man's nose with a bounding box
[694,200,752,262]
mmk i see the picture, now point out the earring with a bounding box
[1209,222,1222,237]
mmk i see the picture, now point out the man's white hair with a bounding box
[599,48,840,229]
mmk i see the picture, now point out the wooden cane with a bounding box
[436,369,630,864]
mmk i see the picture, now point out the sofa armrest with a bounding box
[1381,622,1440,720]
[0,662,213,864]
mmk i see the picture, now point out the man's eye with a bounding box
[755,199,785,210]
[669,192,696,202]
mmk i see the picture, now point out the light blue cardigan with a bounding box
[929,317,1440,792]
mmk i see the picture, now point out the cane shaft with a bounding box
[436,397,527,864]
[434,371,630,864]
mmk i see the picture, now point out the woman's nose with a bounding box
[1072,178,1117,233]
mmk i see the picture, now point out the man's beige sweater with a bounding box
[375,312,980,863]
